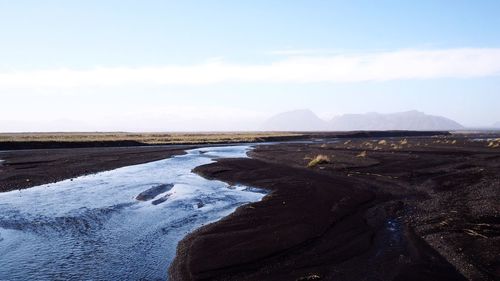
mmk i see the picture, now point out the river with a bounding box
[0,145,265,281]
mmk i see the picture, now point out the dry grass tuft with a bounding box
[390,144,402,149]
[378,140,387,145]
[307,154,330,167]
[296,274,322,281]
[356,151,367,158]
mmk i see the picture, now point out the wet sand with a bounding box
[170,136,499,280]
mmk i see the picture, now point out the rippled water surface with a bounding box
[0,146,265,281]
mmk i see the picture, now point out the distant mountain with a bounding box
[261,110,464,131]
[260,109,328,131]
[330,110,464,131]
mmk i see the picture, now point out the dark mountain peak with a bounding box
[330,110,463,131]
[262,109,464,131]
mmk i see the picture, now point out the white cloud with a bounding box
[1,48,500,89]
[266,49,331,55]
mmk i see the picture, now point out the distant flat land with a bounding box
[0,131,458,150]
[0,132,303,150]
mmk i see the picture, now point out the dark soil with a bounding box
[169,135,499,281]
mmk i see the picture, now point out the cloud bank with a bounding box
[1,48,500,89]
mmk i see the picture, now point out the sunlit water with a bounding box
[0,146,265,281]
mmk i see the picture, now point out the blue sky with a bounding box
[1,0,500,131]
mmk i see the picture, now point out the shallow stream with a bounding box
[0,145,265,281]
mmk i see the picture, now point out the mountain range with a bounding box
[261,109,464,131]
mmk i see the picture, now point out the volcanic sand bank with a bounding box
[170,135,499,280]
[0,146,189,192]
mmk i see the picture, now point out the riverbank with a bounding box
[0,146,190,192]
[170,135,499,280]
[0,131,452,193]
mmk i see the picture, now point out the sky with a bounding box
[1,0,500,131]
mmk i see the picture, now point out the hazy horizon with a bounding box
[2,1,500,132]
[0,109,496,133]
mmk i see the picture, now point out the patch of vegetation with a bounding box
[356,151,367,158]
[488,141,500,148]
[296,274,321,281]
[0,132,302,145]
[307,154,330,167]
